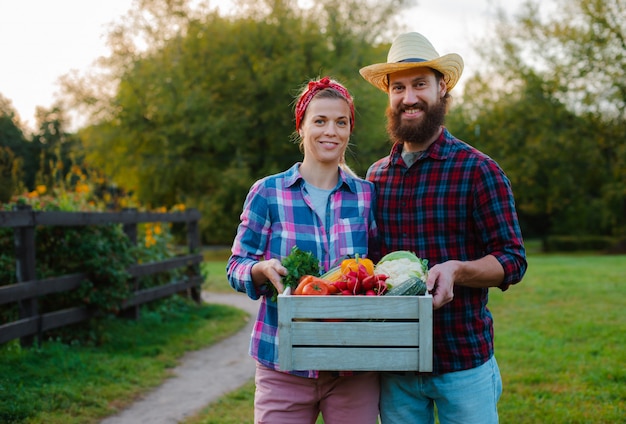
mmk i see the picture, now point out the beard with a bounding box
[385,96,447,145]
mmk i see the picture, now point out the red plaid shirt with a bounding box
[366,128,527,374]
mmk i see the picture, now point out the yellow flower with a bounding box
[36,185,47,194]
[145,234,156,247]
[75,183,90,193]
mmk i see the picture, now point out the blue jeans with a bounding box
[380,356,502,424]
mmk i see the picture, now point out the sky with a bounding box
[0,0,525,131]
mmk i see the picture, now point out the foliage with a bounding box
[0,300,248,424]
[276,245,321,300]
[0,95,28,202]
[0,193,135,342]
[70,0,412,244]
[543,234,622,252]
[0,146,21,203]
[134,212,186,291]
[0,99,88,196]
[449,0,626,239]
[1,177,188,343]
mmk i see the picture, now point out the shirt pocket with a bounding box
[334,217,368,257]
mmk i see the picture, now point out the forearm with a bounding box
[451,254,504,288]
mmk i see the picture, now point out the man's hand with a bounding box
[426,255,505,309]
[426,260,459,309]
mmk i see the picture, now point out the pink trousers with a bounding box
[254,362,380,424]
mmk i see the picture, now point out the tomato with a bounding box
[294,275,316,295]
[302,280,329,295]
[326,282,340,294]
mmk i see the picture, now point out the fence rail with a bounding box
[0,207,203,347]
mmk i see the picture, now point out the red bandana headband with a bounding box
[295,77,355,133]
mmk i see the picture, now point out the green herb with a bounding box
[271,246,320,301]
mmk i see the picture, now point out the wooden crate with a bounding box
[277,291,432,372]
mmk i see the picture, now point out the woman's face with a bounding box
[299,97,351,166]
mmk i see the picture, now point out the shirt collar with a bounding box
[285,163,356,193]
[389,127,453,166]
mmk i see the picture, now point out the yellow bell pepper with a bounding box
[340,255,374,276]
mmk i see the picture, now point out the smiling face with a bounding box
[299,97,351,166]
[386,67,448,149]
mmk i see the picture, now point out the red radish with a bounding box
[361,274,377,291]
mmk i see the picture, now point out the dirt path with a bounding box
[100,292,258,424]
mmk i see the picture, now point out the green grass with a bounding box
[184,253,626,424]
[201,261,233,293]
[490,254,625,423]
[0,298,248,424]
[201,247,234,293]
[3,250,623,424]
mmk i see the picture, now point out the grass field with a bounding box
[2,249,624,423]
[0,298,248,424]
[188,252,626,424]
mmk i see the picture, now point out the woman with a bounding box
[226,76,379,424]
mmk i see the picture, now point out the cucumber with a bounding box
[385,276,427,296]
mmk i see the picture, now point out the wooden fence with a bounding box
[0,206,203,347]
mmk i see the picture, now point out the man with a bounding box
[360,32,527,423]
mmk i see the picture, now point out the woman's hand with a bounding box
[251,259,288,294]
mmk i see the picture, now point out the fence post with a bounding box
[121,208,140,320]
[13,204,38,347]
[187,210,202,303]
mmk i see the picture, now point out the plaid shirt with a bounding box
[227,163,377,378]
[366,128,527,374]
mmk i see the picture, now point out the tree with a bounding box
[450,0,626,240]
[71,0,413,243]
[0,95,29,199]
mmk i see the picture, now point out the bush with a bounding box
[543,235,619,252]
[1,189,185,344]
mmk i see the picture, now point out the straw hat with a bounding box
[360,32,464,93]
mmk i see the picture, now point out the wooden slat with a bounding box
[0,317,39,344]
[417,295,433,371]
[127,254,203,277]
[122,276,202,308]
[0,210,32,227]
[0,209,202,228]
[280,295,423,320]
[40,307,93,332]
[0,274,85,305]
[0,255,203,305]
[290,321,419,346]
[288,347,422,372]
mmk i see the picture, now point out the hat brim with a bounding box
[359,53,464,93]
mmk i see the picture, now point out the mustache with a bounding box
[397,102,427,113]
